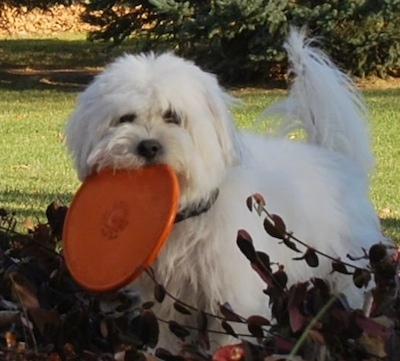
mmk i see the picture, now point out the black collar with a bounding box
[174,189,219,223]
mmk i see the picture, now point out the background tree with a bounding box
[81,0,400,84]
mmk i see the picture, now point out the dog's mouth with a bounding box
[86,143,219,223]
[86,136,220,222]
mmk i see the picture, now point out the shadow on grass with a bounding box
[0,37,291,92]
[0,188,75,222]
[0,68,97,92]
[0,37,138,91]
[380,218,400,243]
[364,87,400,98]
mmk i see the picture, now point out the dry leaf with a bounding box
[10,273,40,309]
[22,216,35,231]
[0,310,20,328]
[5,331,17,348]
[264,355,305,361]
[29,308,60,335]
[358,332,387,358]
[11,164,31,170]
[213,344,245,361]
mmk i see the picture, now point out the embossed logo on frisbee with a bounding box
[101,201,130,240]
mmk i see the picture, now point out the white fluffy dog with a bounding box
[66,29,386,350]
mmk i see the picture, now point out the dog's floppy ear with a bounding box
[66,69,116,181]
[65,80,112,181]
[65,102,94,181]
[203,79,240,166]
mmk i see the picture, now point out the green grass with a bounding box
[0,36,399,241]
[365,89,400,238]
[0,89,79,219]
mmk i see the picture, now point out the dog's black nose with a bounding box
[137,139,163,161]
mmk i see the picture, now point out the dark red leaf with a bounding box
[219,303,242,322]
[274,300,291,325]
[272,265,288,289]
[352,268,371,288]
[168,320,191,340]
[304,248,319,267]
[155,348,185,361]
[282,237,301,253]
[247,322,264,341]
[273,335,295,352]
[250,193,266,215]
[139,309,159,348]
[246,315,271,326]
[246,196,253,212]
[288,282,308,307]
[252,193,266,207]
[173,301,192,315]
[255,251,271,272]
[154,283,166,303]
[251,261,275,287]
[271,214,286,233]
[293,248,319,265]
[331,261,352,275]
[221,320,238,338]
[236,229,257,262]
[142,301,155,310]
[368,243,388,264]
[264,285,285,305]
[263,217,285,240]
[311,278,330,296]
[289,306,306,333]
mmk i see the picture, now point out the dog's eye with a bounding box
[163,109,181,125]
[118,114,136,124]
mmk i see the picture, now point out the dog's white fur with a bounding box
[66,30,387,351]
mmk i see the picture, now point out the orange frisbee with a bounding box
[63,165,179,292]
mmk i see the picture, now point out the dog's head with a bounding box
[66,53,239,207]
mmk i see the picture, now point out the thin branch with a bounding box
[144,268,247,323]
[252,195,374,271]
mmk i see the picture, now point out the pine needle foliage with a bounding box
[82,0,400,85]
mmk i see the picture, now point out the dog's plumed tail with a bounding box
[268,29,374,176]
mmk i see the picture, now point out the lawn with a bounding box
[0,35,399,241]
